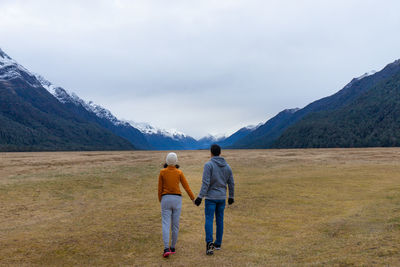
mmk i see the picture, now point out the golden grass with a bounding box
[1,148,400,266]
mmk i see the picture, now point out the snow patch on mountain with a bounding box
[356,70,377,81]
[85,101,128,126]
[197,133,227,142]
[199,122,264,143]
[34,74,59,96]
[285,108,300,114]
[344,70,377,89]
[128,121,188,140]
[244,122,264,131]
[0,48,16,66]
[34,74,126,126]
[34,74,83,106]
[0,48,40,86]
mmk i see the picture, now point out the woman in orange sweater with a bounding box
[158,152,195,258]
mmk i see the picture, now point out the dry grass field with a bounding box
[1,148,400,266]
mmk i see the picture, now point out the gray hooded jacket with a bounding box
[198,156,234,200]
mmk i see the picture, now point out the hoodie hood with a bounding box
[211,156,227,167]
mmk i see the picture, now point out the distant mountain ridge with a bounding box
[33,75,151,150]
[230,59,400,149]
[273,60,400,148]
[127,121,262,150]
[0,48,41,87]
[229,108,299,148]
[128,122,199,150]
[0,48,135,151]
[3,46,400,151]
[0,47,253,151]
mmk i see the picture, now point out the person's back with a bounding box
[158,166,192,199]
[199,156,234,200]
[194,144,235,255]
[158,152,195,258]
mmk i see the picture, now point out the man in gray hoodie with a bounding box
[194,144,235,255]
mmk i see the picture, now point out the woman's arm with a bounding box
[180,172,195,200]
[158,172,163,202]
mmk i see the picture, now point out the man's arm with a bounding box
[227,168,235,199]
[198,163,212,198]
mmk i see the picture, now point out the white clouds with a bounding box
[1,0,400,137]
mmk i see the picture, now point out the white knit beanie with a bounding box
[166,152,178,166]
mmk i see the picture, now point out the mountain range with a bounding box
[230,58,400,149]
[0,48,260,151]
[273,61,400,148]
[2,47,400,151]
[0,49,135,151]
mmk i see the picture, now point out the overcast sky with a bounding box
[1,0,400,138]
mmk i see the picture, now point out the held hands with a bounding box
[194,197,202,206]
[193,197,233,206]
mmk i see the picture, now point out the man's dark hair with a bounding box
[210,144,221,156]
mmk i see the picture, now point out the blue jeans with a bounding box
[205,199,226,245]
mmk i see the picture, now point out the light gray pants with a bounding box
[161,195,182,249]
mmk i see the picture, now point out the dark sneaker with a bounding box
[213,243,221,250]
[206,242,214,255]
[163,248,171,258]
[169,247,176,254]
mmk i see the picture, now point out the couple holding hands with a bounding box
[158,144,235,257]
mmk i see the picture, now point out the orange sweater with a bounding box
[158,166,195,202]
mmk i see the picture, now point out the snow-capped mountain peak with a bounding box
[34,73,127,127]
[85,101,128,126]
[244,122,263,131]
[198,133,227,142]
[0,48,12,62]
[34,74,83,105]
[0,48,40,87]
[128,121,188,140]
